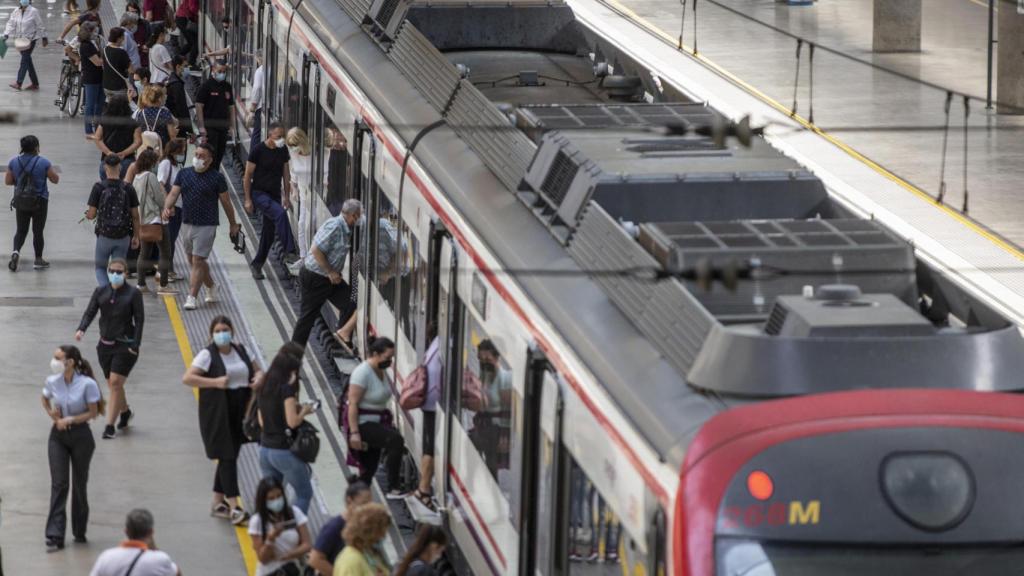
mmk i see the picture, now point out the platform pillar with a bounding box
[872,0,922,53]
[997,1,1024,114]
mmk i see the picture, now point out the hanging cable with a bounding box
[961,96,970,214]
[678,0,687,50]
[807,43,815,124]
[791,39,803,117]
[937,91,953,205]
[692,0,698,55]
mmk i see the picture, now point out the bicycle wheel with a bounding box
[55,63,69,110]
[68,73,83,118]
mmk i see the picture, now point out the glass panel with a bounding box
[567,457,623,572]
[322,121,349,214]
[366,190,397,309]
[460,317,521,503]
[399,228,426,347]
[533,371,559,574]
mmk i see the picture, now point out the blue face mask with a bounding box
[213,331,232,347]
[266,497,285,513]
[19,0,29,7]
[108,272,125,287]
[214,72,227,82]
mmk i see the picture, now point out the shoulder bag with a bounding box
[137,173,164,242]
[287,420,320,463]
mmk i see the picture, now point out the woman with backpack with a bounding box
[135,84,178,146]
[94,96,142,180]
[87,155,141,287]
[248,477,311,576]
[6,135,58,272]
[183,315,262,525]
[258,342,315,514]
[131,149,173,294]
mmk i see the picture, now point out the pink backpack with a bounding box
[399,346,438,411]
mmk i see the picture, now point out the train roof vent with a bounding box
[522,132,603,235]
[386,22,461,113]
[764,286,936,338]
[365,0,411,43]
[516,102,714,143]
[540,150,579,206]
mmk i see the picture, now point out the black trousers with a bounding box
[291,266,356,346]
[46,425,95,543]
[13,199,48,258]
[206,128,228,171]
[211,388,250,498]
[175,17,198,65]
[356,421,404,489]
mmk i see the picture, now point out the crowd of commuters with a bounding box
[3,1,455,574]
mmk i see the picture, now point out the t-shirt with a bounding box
[303,216,350,277]
[192,348,250,389]
[333,546,388,576]
[88,180,140,238]
[157,159,182,207]
[195,79,234,125]
[136,107,176,145]
[313,515,347,565]
[248,142,290,197]
[143,0,166,21]
[101,45,131,92]
[247,507,308,576]
[100,116,138,157]
[174,167,227,226]
[149,43,172,84]
[89,545,178,576]
[259,379,297,449]
[350,361,391,424]
[79,39,102,85]
[7,154,52,199]
[405,560,435,576]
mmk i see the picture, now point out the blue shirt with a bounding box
[304,216,350,276]
[43,372,101,418]
[174,167,227,226]
[123,32,141,69]
[312,515,346,564]
[8,154,52,199]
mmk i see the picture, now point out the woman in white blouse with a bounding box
[182,315,262,525]
[146,23,172,84]
[286,128,324,261]
[42,345,102,552]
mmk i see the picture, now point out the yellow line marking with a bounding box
[162,294,259,575]
[600,0,1024,264]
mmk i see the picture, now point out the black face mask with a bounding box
[377,358,393,370]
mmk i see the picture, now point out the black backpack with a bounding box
[11,156,41,213]
[96,181,133,238]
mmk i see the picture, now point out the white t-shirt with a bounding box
[247,507,308,576]
[192,347,250,389]
[89,545,178,576]
[149,44,172,84]
[157,159,182,207]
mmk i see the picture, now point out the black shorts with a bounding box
[97,342,138,379]
[422,409,436,457]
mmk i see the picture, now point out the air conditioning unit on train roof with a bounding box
[364,0,411,43]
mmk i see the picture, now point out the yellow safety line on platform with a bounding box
[162,294,258,576]
[600,0,1024,264]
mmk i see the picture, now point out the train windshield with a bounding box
[716,539,1024,576]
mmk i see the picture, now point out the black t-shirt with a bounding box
[259,379,297,449]
[101,116,137,156]
[102,46,132,92]
[313,515,346,564]
[248,142,290,197]
[79,40,102,85]
[195,79,234,128]
[88,180,140,239]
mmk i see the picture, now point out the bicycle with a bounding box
[54,41,83,118]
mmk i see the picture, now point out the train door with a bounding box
[290,54,319,246]
[431,225,462,513]
[350,124,376,347]
[520,362,565,576]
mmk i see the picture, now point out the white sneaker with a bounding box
[205,284,219,303]
[183,295,198,310]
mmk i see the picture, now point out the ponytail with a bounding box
[59,345,104,414]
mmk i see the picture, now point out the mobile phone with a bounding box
[309,400,322,411]
[278,519,297,529]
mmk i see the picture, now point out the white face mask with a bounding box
[273,138,286,148]
[50,358,66,375]
[193,157,207,171]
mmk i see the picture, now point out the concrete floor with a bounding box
[0,1,247,574]
[616,0,1024,244]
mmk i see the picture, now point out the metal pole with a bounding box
[986,0,995,109]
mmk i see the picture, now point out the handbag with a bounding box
[399,346,438,411]
[14,38,31,51]
[242,394,261,442]
[287,421,320,463]
[139,223,163,242]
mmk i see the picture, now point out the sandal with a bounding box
[414,489,437,512]
[332,332,355,357]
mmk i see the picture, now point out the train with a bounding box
[195,0,1024,573]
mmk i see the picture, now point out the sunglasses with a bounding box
[108,269,125,274]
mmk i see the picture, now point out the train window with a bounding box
[460,317,522,504]
[322,121,349,213]
[565,457,623,571]
[326,85,337,114]
[284,64,301,130]
[398,229,426,347]
[238,4,255,110]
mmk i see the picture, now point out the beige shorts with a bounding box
[181,224,217,259]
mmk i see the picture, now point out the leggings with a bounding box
[355,421,405,490]
[213,458,240,499]
[13,199,48,258]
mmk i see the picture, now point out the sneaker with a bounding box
[205,284,219,303]
[117,408,133,430]
[210,501,231,519]
[230,507,250,525]
[8,252,18,272]
[102,425,116,439]
[73,535,87,544]
[33,258,50,269]
[45,539,64,553]
[282,252,300,266]
[386,489,409,500]
[9,82,21,91]
[24,84,39,91]
[167,271,181,283]
[251,264,265,280]
[156,285,178,295]
[183,295,198,310]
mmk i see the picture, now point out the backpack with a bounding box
[96,181,133,238]
[11,156,41,213]
[399,345,438,411]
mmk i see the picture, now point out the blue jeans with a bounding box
[97,157,134,181]
[94,235,130,286]
[83,83,105,135]
[251,191,296,267]
[259,446,313,514]
[16,40,38,86]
